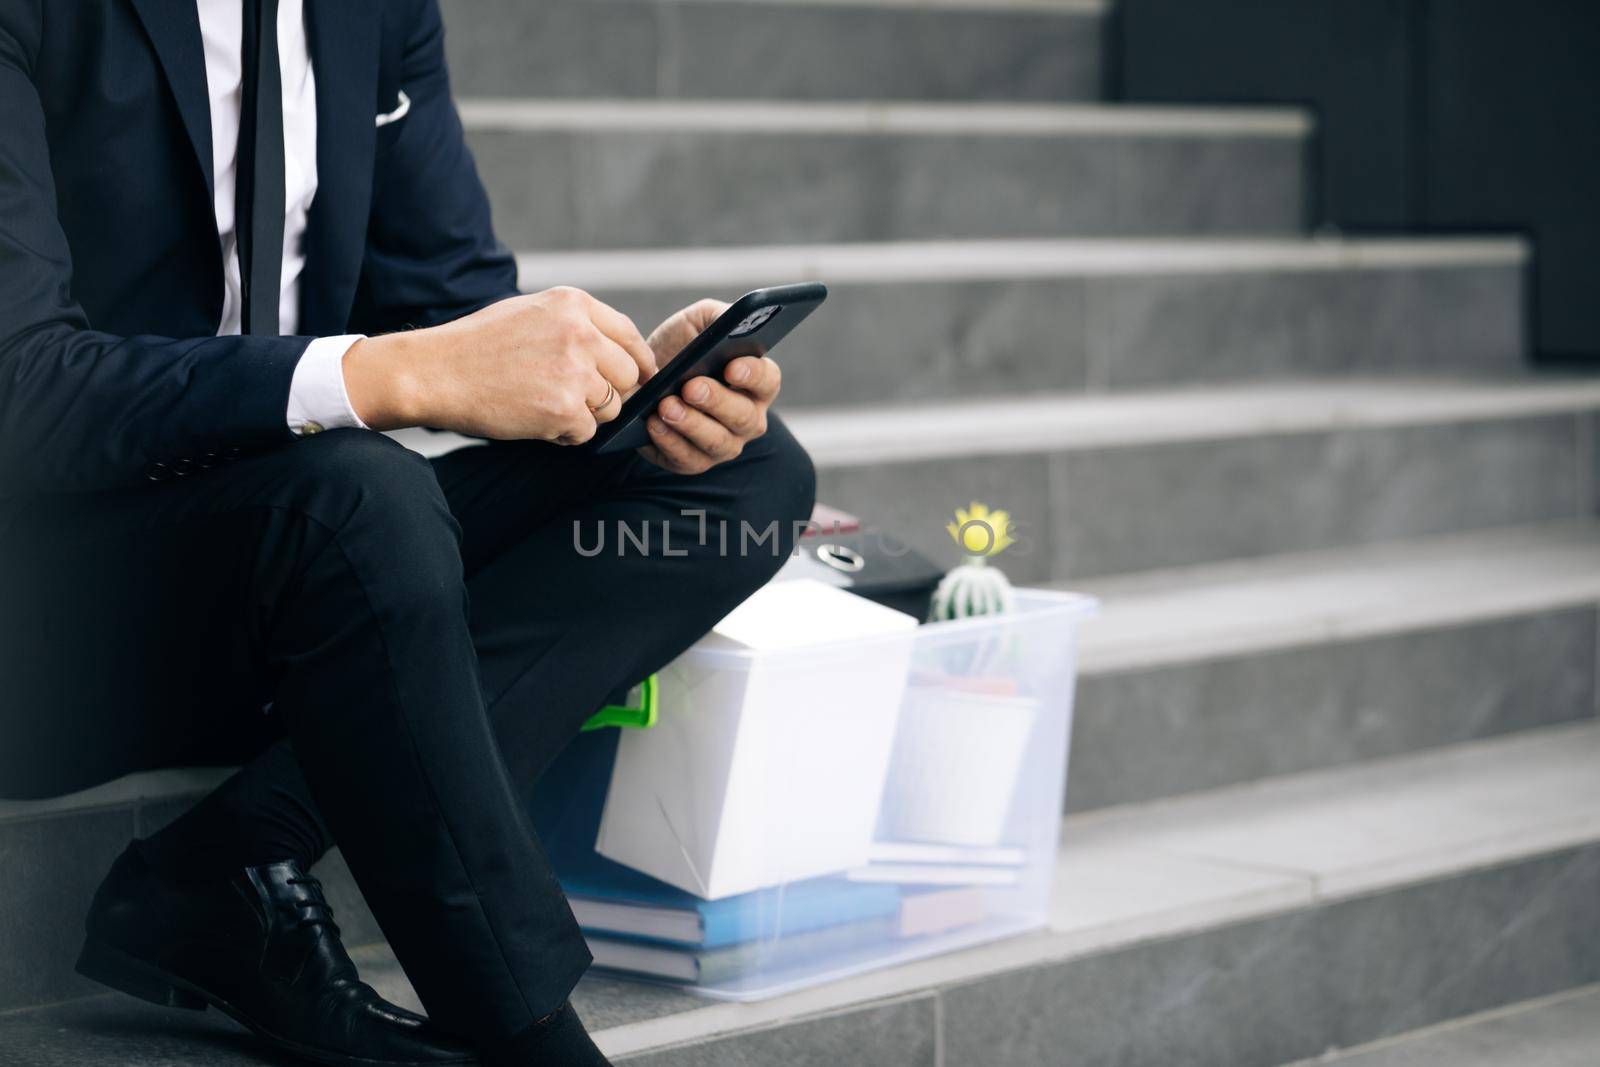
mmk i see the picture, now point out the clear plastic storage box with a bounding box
[554,588,1097,1002]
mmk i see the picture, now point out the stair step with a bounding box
[440,0,1106,102]
[8,726,1595,1064]
[1066,521,1600,809]
[0,770,232,1013]
[785,376,1600,467]
[544,725,1600,1061]
[1075,519,1600,674]
[1284,984,1600,1066]
[515,235,1527,290]
[514,237,1529,400]
[798,379,1598,582]
[463,100,1309,248]
[394,378,1598,583]
[465,99,1308,137]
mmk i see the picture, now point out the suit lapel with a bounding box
[300,0,380,335]
[128,0,216,195]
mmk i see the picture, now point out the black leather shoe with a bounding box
[77,844,477,1066]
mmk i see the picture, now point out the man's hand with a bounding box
[341,287,657,444]
[638,299,783,475]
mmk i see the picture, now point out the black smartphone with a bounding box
[590,282,828,455]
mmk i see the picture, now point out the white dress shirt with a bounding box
[196,0,365,435]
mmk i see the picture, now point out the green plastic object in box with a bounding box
[581,674,658,732]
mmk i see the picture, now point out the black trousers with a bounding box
[0,423,814,1040]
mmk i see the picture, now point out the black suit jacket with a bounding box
[0,0,517,503]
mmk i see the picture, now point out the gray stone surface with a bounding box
[462,130,584,250]
[444,0,663,100]
[815,415,1589,583]
[0,988,938,1067]
[1085,265,1527,388]
[892,133,1302,242]
[474,129,894,251]
[471,127,1305,250]
[441,0,1103,101]
[0,937,706,1064]
[668,4,1101,103]
[814,452,1056,585]
[1115,137,1308,235]
[1068,608,1599,812]
[940,845,1600,1066]
[311,850,386,952]
[1049,415,1590,577]
[0,807,135,1012]
[599,277,1093,408]
[1316,846,1600,1048]
[590,264,1525,408]
[571,972,706,1035]
[343,943,710,1034]
[5,843,1594,1066]
[617,995,938,1066]
[944,910,1324,1067]
[1315,267,1528,377]
[0,996,292,1067]
[1592,414,1600,516]
[1310,986,1600,1066]
[1085,270,1322,386]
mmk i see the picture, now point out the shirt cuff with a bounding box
[287,335,368,436]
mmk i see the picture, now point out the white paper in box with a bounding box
[595,579,919,899]
[878,686,1039,847]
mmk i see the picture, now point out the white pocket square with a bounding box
[375,90,411,128]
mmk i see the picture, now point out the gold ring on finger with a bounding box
[590,382,618,412]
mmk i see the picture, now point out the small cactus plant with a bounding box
[929,502,1017,621]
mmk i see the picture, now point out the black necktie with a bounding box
[237,0,285,337]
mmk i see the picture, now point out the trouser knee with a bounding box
[279,431,464,615]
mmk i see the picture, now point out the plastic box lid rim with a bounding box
[679,587,1099,667]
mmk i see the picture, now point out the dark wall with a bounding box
[1420,2,1600,360]
[1115,0,1600,361]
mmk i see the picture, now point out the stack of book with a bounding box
[559,847,900,984]
[531,713,1017,987]
[560,846,1014,983]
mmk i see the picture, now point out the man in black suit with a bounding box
[0,1,814,1064]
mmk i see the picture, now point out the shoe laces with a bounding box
[279,874,342,936]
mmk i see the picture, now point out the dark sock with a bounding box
[137,740,331,883]
[483,1002,611,1067]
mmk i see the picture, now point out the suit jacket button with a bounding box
[145,462,173,482]
[173,458,197,476]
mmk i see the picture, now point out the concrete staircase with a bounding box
[1287,985,1600,1066]
[4,0,1598,1063]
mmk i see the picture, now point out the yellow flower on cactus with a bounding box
[947,502,1015,558]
